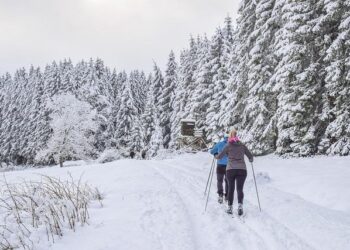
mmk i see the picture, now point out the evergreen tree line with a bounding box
[0,0,349,165]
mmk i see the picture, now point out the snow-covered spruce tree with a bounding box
[219,0,258,139]
[222,15,234,54]
[114,79,139,151]
[216,16,236,136]
[168,55,186,149]
[78,58,113,152]
[0,76,4,132]
[237,0,281,155]
[0,73,15,164]
[152,63,164,106]
[9,68,29,164]
[17,66,48,163]
[218,31,239,133]
[22,66,51,163]
[272,0,324,156]
[177,37,198,119]
[159,51,178,148]
[141,83,157,150]
[109,69,120,100]
[16,66,34,163]
[71,60,89,91]
[168,93,182,149]
[189,29,230,140]
[318,0,350,155]
[58,59,74,94]
[206,28,231,141]
[186,35,211,132]
[0,74,9,163]
[124,71,148,154]
[140,71,151,100]
[43,61,61,99]
[103,69,118,148]
[35,94,97,167]
[107,71,128,148]
[129,70,148,115]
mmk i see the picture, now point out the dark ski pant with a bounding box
[216,165,228,197]
[226,169,247,206]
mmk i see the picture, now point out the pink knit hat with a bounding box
[228,136,240,143]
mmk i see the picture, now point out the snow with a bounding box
[181,119,196,123]
[2,153,350,250]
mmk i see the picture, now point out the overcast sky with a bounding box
[0,0,239,75]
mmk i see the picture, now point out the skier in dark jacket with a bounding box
[216,129,253,216]
[210,134,229,204]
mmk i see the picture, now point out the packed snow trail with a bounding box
[150,160,314,250]
[3,153,350,250]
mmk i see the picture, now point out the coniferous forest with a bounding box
[1,0,349,166]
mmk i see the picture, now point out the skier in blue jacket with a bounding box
[210,134,229,204]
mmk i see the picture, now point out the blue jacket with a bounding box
[210,138,228,166]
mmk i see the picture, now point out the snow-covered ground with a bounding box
[3,153,350,250]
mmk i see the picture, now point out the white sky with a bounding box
[0,0,239,75]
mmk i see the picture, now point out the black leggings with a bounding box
[226,169,247,206]
[216,165,228,196]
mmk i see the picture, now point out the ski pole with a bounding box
[204,157,215,196]
[205,159,216,212]
[250,162,262,212]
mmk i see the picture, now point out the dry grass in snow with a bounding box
[0,174,103,249]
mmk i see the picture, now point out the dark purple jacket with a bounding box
[217,141,253,170]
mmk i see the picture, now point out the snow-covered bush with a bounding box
[97,149,123,163]
[148,121,164,158]
[0,162,13,171]
[0,175,103,249]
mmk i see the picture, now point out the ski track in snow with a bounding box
[151,160,314,250]
[157,154,350,250]
[138,161,197,250]
[3,153,350,250]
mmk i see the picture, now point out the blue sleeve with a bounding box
[217,144,228,159]
[210,143,219,155]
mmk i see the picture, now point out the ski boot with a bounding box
[218,195,223,204]
[238,203,243,216]
[226,205,233,214]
